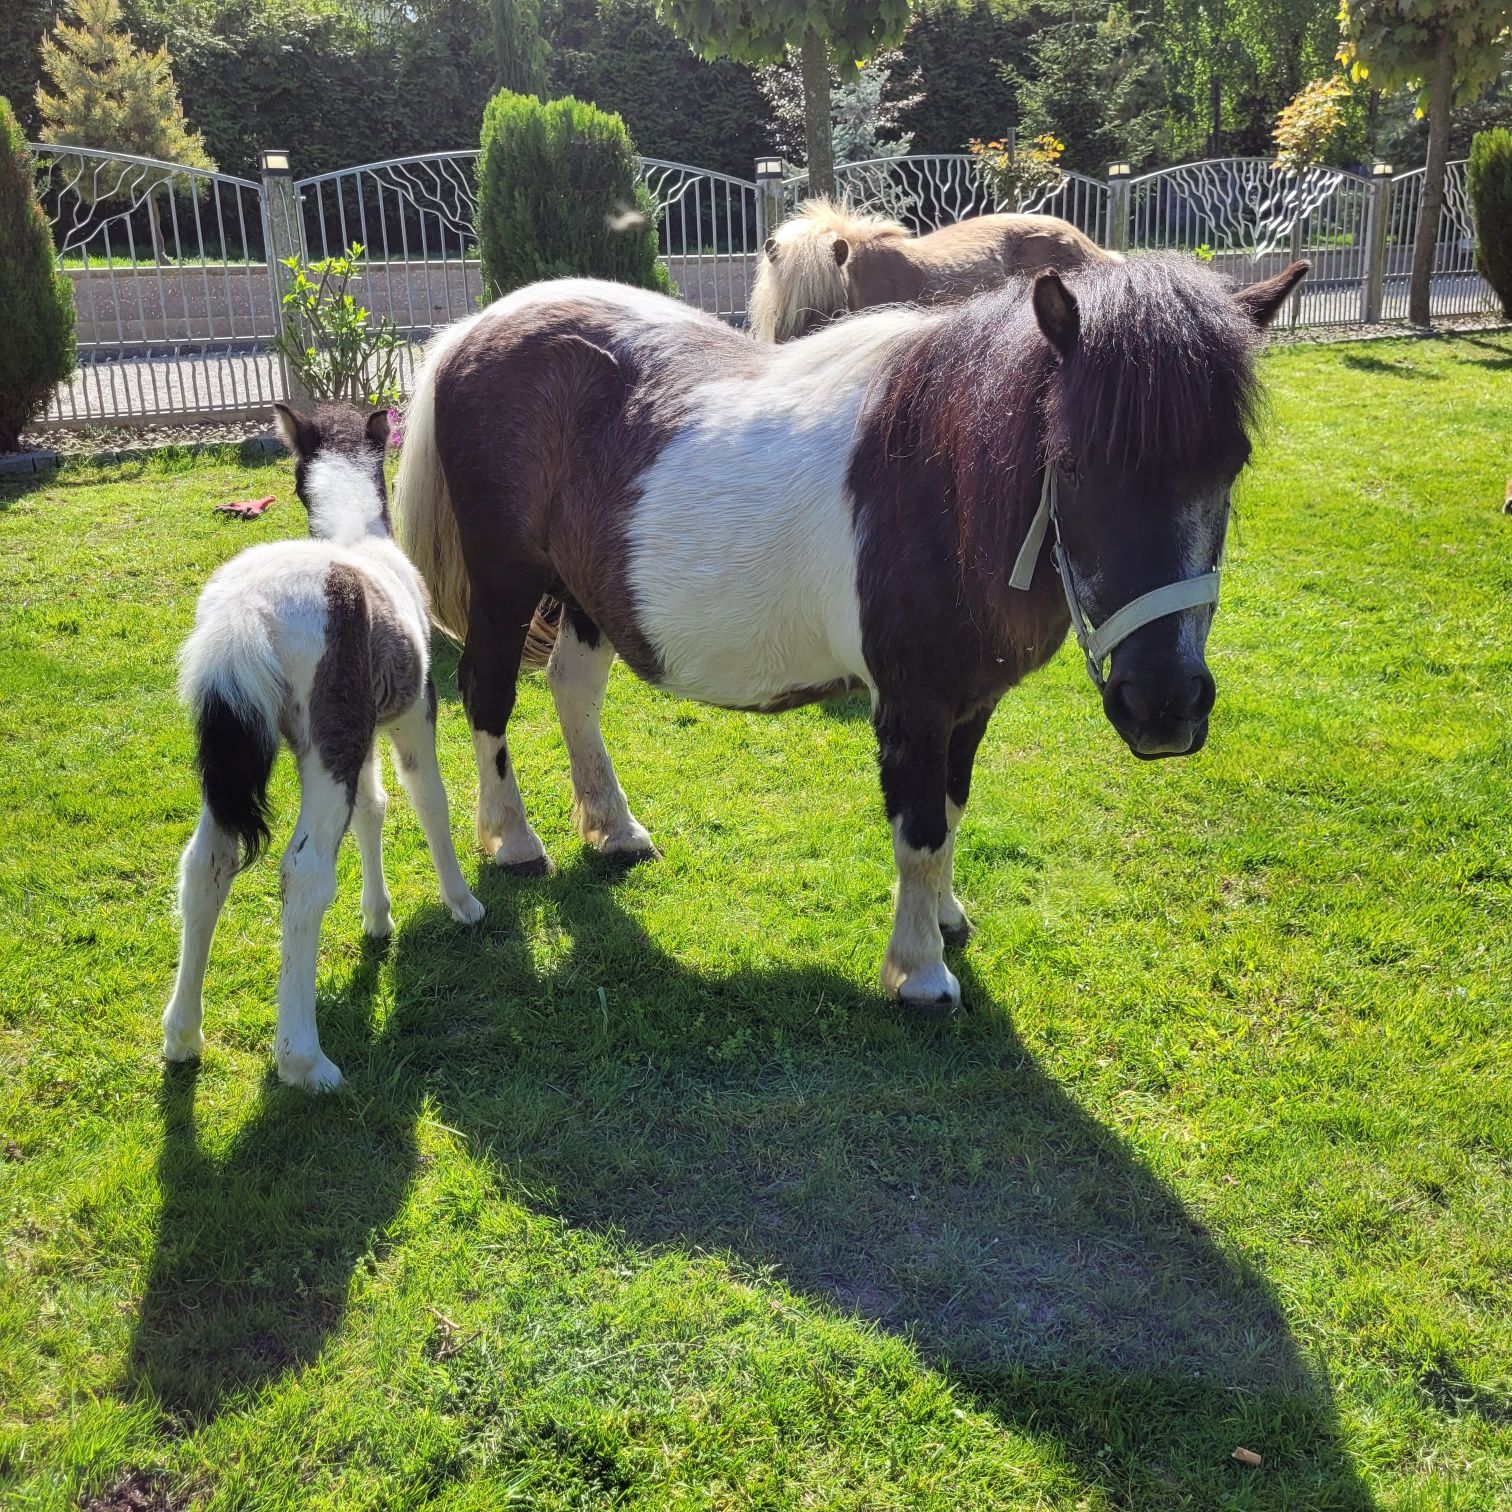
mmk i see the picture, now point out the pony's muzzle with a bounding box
[1103,659,1215,759]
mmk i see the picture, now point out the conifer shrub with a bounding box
[1467,129,1512,319]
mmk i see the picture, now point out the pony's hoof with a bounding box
[447,891,485,925]
[939,913,973,949]
[600,840,661,867]
[162,1018,204,1062]
[496,853,554,878]
[277,1050,345,1093]
[881,958,962,1016]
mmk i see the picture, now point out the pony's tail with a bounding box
[393,313,486,642]
[178,613,283,868]
[521,597,562,668]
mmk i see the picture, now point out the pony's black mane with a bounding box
[871,255,1264,574]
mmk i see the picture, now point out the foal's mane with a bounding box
[870,255,1266,574]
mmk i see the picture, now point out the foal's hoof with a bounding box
[161,1018,204,1062]
[495,853,555,879]
[881,959,963,1017]
[277,1050,345,1093]
[447,890,486,925]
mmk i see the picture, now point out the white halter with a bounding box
[1008,465,1224,692]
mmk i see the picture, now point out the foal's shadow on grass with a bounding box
[129,940,417,1421]
[381,859,1373,1509]
[1450,333,1512,370]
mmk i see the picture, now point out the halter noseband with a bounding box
[1008,465,1224,692]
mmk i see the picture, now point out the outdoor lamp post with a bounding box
[755,155,784,246]
[1106,162,1132,255]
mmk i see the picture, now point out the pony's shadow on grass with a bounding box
[378,857,1374,1508]
[1339,351,1442,379]
[128,939,418,1422]
[1450,334,1512,371]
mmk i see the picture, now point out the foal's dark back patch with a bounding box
[369,593,423,722]
[312,564,377,802]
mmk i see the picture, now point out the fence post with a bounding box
[755,155,785,247]
[1105,161,1131,254]
[259,148,311,409]
[1287,192,1305,329]
[1362,161,1393,324]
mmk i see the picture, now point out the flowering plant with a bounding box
[968,133,1065,206]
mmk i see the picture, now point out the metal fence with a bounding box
[24,145,1503,430]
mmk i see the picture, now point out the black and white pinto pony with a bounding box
[394,256,1308,1011]
[163,404,484,1090]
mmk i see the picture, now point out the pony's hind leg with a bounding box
[938,704,995,945]
[351,743,394,939]
[387,679,484,924]
[459,584,552,875]
[547,607,658,862]
[162,806,240,1061]
[874,699,960,1012]
[274,757,354,1091]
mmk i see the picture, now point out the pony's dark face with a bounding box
[272,402,390,538]
[1029,258,1308,759]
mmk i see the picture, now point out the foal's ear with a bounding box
[1032,269,1080,356]
[272,402,318,459]
[1234,260,1310,328]
[764,235,779,261]
[365,408,391,449]
[832,236,850,268]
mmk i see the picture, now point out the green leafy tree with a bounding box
[476,90,671,298]
[653,0,911,198]
[0,0,61,131]
[0,96,75,450]
[36,0,215,262]
[1340,0,1512,326]
[1272,74,1349,171]
[1467,126,1512,314]
[491,0,546,95]
[756,46,921,164]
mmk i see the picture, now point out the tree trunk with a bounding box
[147,191,167,265]
[1208,69,1222,157]
[1409,28,1455,328]
[800,27,835,201]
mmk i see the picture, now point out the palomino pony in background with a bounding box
[748,198,1118,341]
[395,256,1307,1011]
[163,403,484,1092]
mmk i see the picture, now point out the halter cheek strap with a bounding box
[1009,465,1224,692]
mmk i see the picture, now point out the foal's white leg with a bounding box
[274,758,350,1092]
[937,799,970,942]
[471,729,551,873]
[388,696,484,924]
[162,807,239,1061]
[546,619,657,859]
[881,817,962,1010]
[351,744,394,939]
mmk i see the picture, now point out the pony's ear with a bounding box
[1032,270,1080,356]
[272,402,319,459]
[1234,260,1310,328]
[764,235,779,261]
[365,408,391,449]
[832,236,850,267]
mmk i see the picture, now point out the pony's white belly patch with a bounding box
[625,400,871,710]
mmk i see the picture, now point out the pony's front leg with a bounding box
[938,704,995,945]
[274,758,352,1092]
[387,682,484,925]
[162,807,240,1060]
[874,701,960,1012]
[546,607,658,862]
[351,743,393,939]
[459,590,552,876]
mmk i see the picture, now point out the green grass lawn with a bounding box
[2,331,1509,1510]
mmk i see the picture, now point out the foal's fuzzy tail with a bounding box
[178,620,282,868]
[393,313,487,643]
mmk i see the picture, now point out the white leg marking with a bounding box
[274,758,349,1092]
[937,799,970,938]
[351,743,393,939]
[162,807,239,1061]
[388,701,484,924]
[881,817,961,1010]
[546,623,657,858]
[471,727,550,871]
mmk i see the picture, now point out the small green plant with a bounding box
[1192,243,1216,263]
[476,90,671,299]
[1467,128,1512,319]
[0,96,75,451]
[270,244,404,407]
[967,132,1064,206]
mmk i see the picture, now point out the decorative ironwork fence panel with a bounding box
[29,145,279,426]
[1385,162,1496,320]
[640,159,761,321]
[781,154,1108,244]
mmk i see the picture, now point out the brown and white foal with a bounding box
[395,257,1307,1012]
[164,403,482,1090]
